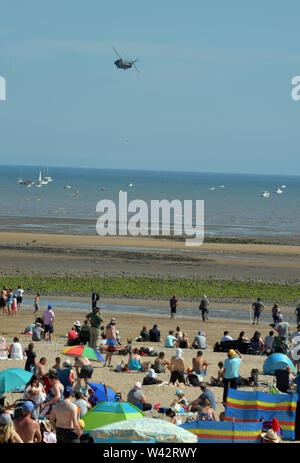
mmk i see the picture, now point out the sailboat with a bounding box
[35,171,44,187]
[43,166,53,183]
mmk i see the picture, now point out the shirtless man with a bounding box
[192,351,208,374]
[49,386,82,443]
[74,356,94,390]
[105,318,118,367]
[169,348,186,386]
[13,401,42,443]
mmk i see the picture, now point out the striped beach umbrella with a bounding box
[61,345,105,362]
[82,401,144,431]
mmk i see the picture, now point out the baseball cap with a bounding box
[48,304,53,309]
[228,349,236,357]
[63,386,73,397]
[0,413,11,425]
[22,401,34,413]
[175,389,183,396]
[135,382,142,390]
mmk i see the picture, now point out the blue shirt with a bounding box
[165,335,176,348]
[224,357,242,379]
[198,389,216,410]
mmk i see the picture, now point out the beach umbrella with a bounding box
[0,368,33,394]
[86,382,121,402]
[90,417,198,443]
[61,345,105,362]
[263,353,296,375]
[82,401,144,431]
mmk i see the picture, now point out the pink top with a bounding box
[43,309,55,325]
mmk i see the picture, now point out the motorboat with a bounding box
[274,188,283,194]
[260,191,270,198]
[209,186,216,190]
[64,185,72,189]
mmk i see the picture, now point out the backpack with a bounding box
[96,293,100,301]
[187,373,200,387]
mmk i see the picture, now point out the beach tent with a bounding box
[82,401,144,431]
[224,388,298,440]
[0,368,33,394]
[180,420,263,443]
[263,353,296,375]
[87,382,121,402]
[90,417,198,443]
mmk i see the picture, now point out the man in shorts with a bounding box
[49,386,82,444]
[105,318,118,367]
[74,356,94,391]
[42,304,55,343]
[252,298,264,325]
[16,286,24,310]
[170,295,178,320]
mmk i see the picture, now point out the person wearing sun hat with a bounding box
[222,348,244,405]
[261,428,282,443]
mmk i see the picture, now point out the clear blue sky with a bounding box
[0,1,300,174]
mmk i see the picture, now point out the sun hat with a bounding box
[39,419,52,432]
[22,401,34,413]
[261,429,281,443]
[0,413,11,425]
[62,360,71,368]
[73,321,81,327]
[228,349,236,357]
[134,382,142,390]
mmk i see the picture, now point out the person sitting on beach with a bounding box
[23,374,46,421]
[0,411,23,443]
[191,331,207,349]
[74,391,91,418]
[127,382,152,411]
[177,332,190,349]
[73,321,81,335]
[197,398,216,421]
[0,337,9,360]
[264,331,274,355]
[171,389,189,410]
[128,348,142,371]
[149,325,161,342]
[13,401,42,443]
[152,352,170,374]
[24,322,36,335]
[168,348,186,387]
[142,368,162,385]
[32,322,44,342]
[79,320,90,345]
[220,331,233,343]
[189,383,216,412]
[87,387,99,408]
[52,357,61,370]
[237,331,249,342]
[210,361,225,386]
[175,327,183,341]
[250,331,265,353]
[136,326,149,342]
[9,337,25,359]
[165,330,177,348]
[166,408,182,426]
[57,360,75,389]
[67,326,79,346]
[192,351,208,375]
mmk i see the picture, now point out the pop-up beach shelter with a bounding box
[87,382,121,402]
[263,353,296,375]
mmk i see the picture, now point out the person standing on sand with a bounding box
[105,318,118,367]
[222,349,244,404]
[170,295,179,320]
[42,304,55,343]
[0,287,8,315]
[14,401,42,443]
[86,306,103,349]
[16,285,24,310]
[34,293,40,316]
[49,386,82,444]
[199,295,209,321]
[74,356,94,391]
[252,298,264,325]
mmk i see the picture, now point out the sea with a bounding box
[0,165,299,239]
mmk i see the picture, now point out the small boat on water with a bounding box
[127,183,133,187]
[64,185,72,189]
[281,185,287,189]
[209,186,215,191]
[72,190,80,196]
[260,191,270,198]
[274,188,283,194]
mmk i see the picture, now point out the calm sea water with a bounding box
[0,165,299,237]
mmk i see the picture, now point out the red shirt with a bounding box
[68,330,78,342]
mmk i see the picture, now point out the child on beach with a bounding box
[34,294,40,316]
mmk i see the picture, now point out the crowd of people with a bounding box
[1,289,300,444]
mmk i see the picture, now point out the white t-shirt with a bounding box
[16,289,24,297]
[10,342,23,359]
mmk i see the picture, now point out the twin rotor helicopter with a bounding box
[112,46,140,74]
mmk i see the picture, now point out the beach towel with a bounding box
[224,388,298,440]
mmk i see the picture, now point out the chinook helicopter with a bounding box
[112,46,140,73]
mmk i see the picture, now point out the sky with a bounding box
[0,1,300,175]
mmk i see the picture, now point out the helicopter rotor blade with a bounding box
[111,46,122,59]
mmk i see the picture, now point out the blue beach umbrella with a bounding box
[87,382,120,402]
[0,368,33,394]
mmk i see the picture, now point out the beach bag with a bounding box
[187,373,201,387]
